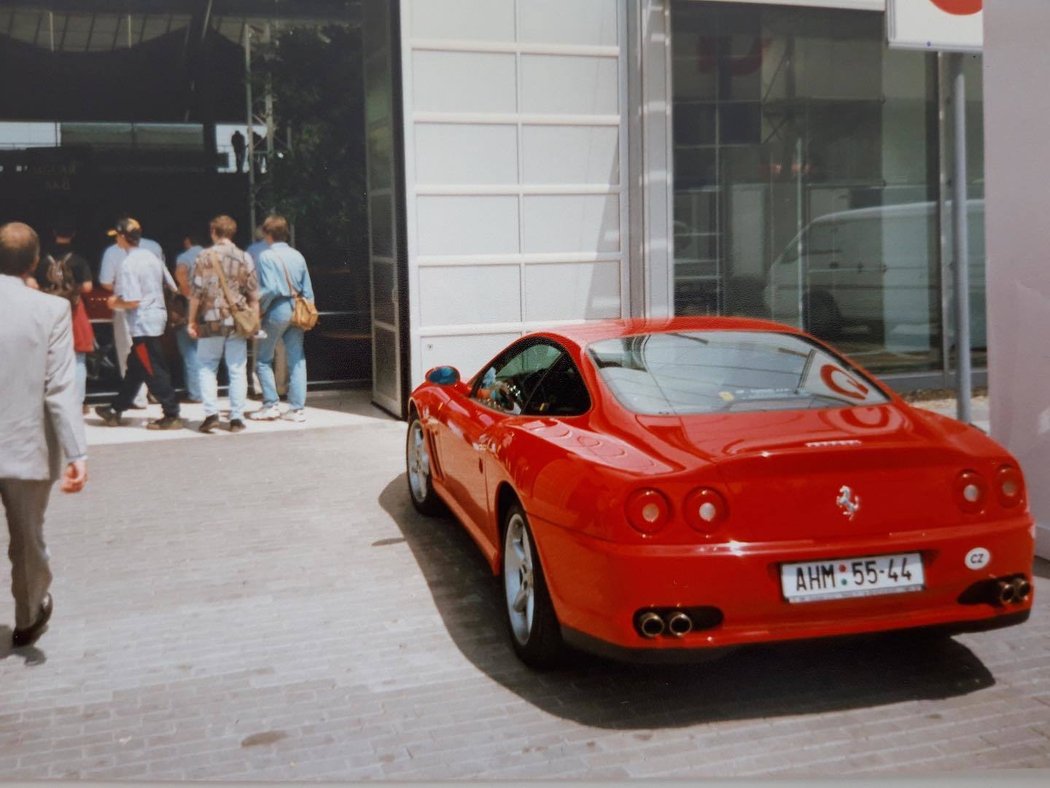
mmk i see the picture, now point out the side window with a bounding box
[522,353,591,416]
[473,342,564,414]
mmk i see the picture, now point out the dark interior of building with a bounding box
[0,0,373,396]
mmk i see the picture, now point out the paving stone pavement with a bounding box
[1,391,1048,781]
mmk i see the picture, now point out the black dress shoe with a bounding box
[147,415,184,431]
[198,414,220,433]
[228,418,246,433]
[94,405,123,426]
[12,593,52,647]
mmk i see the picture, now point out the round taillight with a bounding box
[954,470,987,513]
[997,465,1025,508]
[684,488,729,532]
[625,489,672,535]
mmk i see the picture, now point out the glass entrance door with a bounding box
[363,0,403,415]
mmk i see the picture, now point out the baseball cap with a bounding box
[107,217,142,242]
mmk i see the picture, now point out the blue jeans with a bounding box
[175,324,201,401]
[258,300,306,410]
[197,333,248,420]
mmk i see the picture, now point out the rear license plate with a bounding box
[780,552,924,603]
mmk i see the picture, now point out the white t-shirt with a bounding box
[115,248,168,337]
[99,238,167,287]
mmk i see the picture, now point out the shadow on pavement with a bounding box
[379,474,995,730]
[1033,557,1050,580]
[0,626,47,665]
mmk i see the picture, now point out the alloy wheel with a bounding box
[407,420,431,504]
[503,511,535,645]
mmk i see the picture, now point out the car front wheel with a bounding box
[406,416,443,516]
[502,503,563,668]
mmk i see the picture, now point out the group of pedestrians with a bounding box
[94,212,315,433]
[0,210,315,650]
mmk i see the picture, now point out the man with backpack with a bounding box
[36,220,95,413]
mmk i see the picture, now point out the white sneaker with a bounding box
[248,405,282,421]
[285,409,306,423]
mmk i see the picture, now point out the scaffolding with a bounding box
[243,22,276,238]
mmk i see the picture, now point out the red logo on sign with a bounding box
[820,365,870,401]
[929,0,982,15]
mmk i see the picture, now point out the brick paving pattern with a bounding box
[1,392,1048,780]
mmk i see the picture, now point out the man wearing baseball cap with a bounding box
[99,215,169,409]
[95,218,182,430]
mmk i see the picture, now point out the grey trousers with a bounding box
[0,478,53,630]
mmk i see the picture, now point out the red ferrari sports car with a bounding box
[405,317,1034,667]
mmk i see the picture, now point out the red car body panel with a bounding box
[409,318,1035,659]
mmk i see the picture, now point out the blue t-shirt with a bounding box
[116,248,168,337]
[246,240,270,265]
[175,245,203,271]
[257,242,314,315]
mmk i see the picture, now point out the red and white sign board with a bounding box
[887,0,983,53]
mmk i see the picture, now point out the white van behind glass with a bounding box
[763,201,985,351]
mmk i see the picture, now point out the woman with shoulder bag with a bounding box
[248,214,315,424]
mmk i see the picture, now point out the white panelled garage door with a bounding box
[401,0,628,383]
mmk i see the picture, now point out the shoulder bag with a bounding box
[281,260,319,331]
[214,255,260,338]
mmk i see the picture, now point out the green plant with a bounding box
[256,22,367,275]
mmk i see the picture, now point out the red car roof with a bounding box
[535,316,807,349]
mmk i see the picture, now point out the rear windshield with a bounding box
[587,330,889,416]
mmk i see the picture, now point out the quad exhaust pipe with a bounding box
[959,575,1034,607]
[636,609,700,639]
[637,611,665,638]
[996,577,1032,606]
[635,607,724,639]
[666,611,693,638]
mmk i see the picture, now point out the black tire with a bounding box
[502,503,563,668]
[406,415,444,516]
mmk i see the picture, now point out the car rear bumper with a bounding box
[560,609,1031,664]
[533,514,1035,659]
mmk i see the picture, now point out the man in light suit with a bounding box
[0,222,88,648]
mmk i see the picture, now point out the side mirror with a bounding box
[425,365,461,386]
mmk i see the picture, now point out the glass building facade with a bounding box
[0,1,382,399]
[0,1,992,412]
[669,1,985,382]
